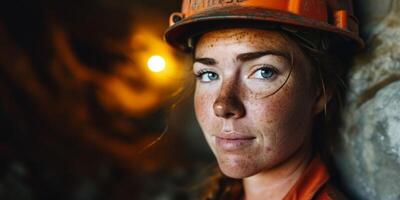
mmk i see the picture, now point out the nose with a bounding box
[213,83,245,119]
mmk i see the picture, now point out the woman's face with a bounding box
[193,28,322,178]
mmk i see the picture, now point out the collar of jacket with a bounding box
[283,154,330,200]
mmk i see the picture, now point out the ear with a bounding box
[312,84,333,116]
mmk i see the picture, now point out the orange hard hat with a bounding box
[164,0,364,52]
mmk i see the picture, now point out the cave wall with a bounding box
[333,1,400,199]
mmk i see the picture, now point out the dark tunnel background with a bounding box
[0,0,214,199]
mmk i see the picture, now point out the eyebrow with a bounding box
[194,50,291,66]
[236,50,291,62]
[193,58,217,65]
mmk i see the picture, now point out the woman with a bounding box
[165,0,364,199]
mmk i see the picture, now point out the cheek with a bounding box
[194,86,218,132]
[247,82,314,150]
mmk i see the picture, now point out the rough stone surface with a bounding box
[333,1,400,200]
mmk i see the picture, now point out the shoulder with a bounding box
[314,182,349,200]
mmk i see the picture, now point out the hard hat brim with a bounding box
[164,6,364,52]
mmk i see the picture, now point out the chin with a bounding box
[217,156,261,179]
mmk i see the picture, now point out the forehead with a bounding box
[195,28,297,56]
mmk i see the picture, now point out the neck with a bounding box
[242,143,312,200]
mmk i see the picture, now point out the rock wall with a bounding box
[333,0,400,200]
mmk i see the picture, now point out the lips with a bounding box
[215,133,256,151]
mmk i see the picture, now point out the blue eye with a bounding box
[196,71,219,82]
[253,65,277,79]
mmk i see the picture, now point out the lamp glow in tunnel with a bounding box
[147,55,166,73]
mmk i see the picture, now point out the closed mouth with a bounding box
[214,133,256,151]
[216,136,256,140]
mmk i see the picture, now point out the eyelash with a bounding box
[194,69,213,78]
[252,64,279,78]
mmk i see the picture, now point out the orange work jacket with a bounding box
[283,155,348,200]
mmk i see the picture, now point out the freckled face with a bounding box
[193,28,317,178]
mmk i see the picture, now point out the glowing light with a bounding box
[147,55,166,73]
